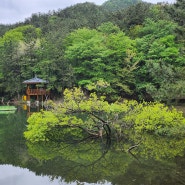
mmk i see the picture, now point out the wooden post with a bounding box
[36,86,39,101]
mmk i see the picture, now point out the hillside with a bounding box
[0,0,184,103]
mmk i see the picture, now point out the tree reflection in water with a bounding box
[26,131,185,185]
[1,110,185,185]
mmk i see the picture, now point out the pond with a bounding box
[0,106,185,185]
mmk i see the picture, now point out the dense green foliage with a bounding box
[64,23,137,100]
[102,0,142,11]
[0,0,185,103]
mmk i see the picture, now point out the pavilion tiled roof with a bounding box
[23,76,48,84]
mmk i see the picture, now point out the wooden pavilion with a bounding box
[23,76,50,104]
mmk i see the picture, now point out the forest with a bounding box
[0,0,185,103]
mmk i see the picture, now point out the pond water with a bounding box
[0,165,60,185]
[0,106,185,185]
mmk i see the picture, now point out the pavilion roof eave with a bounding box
[23,76,48,84]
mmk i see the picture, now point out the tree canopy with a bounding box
[24,87,185,143]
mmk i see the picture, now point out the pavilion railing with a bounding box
[26,88,50,95]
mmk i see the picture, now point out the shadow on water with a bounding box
[1,107,185,184]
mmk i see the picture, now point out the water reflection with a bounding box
[26,137,185,185]
[0,165,60,185]
[127,132,185,160]
[1,108,185,185]
[0,165,112,185]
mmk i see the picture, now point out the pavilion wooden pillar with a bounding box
[26,85,31,106]
[36,86,39,100]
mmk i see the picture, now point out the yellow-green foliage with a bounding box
[24,110,59,143]
[125,102,185,136]
[24,88,185,143]
[62,87,110,112]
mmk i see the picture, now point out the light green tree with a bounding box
[64,23,137,100]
